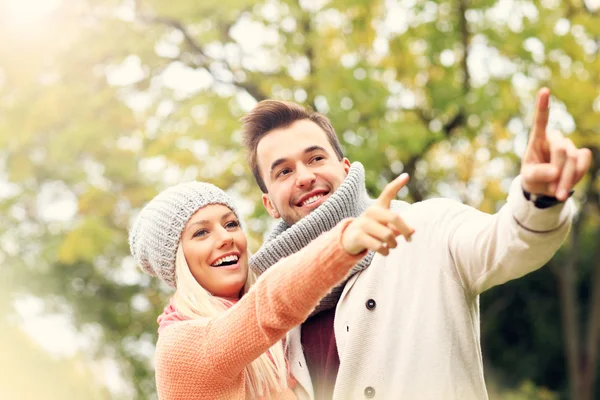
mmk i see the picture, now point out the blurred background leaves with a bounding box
[0,0,599,398]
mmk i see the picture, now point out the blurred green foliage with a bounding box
[0,0,598,398]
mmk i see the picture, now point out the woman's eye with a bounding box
[225,220,240,229]
[193,229,208,238]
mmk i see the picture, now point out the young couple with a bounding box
[129,87,591,399]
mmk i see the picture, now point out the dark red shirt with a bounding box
[300,308,339,399]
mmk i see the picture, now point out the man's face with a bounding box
[256,119,351,225]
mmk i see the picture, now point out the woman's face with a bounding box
[181,204,249,299]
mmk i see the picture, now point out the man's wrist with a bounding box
[522,188,574,209]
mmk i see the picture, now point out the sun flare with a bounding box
[2,0,62,31]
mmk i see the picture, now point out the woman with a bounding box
[129,176,411,399]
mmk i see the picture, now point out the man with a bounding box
[243,88,592,400]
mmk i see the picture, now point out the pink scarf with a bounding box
[157,297,238,334]
[157,297,188,335]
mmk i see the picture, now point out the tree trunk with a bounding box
[580,227,600,400]
[556,147,599,399]
[557,203,585,399]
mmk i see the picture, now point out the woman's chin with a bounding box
[220,276,249,300]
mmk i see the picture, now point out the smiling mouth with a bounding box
[296,191,330,207]
[211,254,239,267]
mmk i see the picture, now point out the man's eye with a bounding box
[276,168,291,178]
[312,156,325,162]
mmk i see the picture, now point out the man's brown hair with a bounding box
[241,100,344,193]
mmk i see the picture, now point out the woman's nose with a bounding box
[215,228,234,249]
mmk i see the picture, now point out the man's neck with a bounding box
[249,162,378,314]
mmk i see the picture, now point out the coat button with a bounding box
[366,299,376,310]
[364,386,375,398]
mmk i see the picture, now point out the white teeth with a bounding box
[212,255,239,267]
[302,194,324,206]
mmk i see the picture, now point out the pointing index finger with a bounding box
[530,87,550,143]
[376,173,410,209]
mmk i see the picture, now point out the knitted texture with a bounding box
[129,181,239,288]
[250,162,405,313]
[154,220,364,399]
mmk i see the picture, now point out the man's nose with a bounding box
[295,164,316,188]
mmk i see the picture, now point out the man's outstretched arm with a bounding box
[442,88,591,295]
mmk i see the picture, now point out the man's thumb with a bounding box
[376,173,410,208]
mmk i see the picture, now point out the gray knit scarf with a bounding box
[249,162,404,314]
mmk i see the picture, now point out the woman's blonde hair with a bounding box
[172,243,288,398]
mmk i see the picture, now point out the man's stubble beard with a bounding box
[269,198,303,226]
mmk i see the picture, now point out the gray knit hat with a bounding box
[129,181,239,288]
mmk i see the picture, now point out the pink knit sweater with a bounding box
[154,219,363,399]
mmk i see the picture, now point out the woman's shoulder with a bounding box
[158,317,212,343]
[155,317,215,370]
[154,317,236,394]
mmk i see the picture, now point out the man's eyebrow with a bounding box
[304,145,327,154]
[270,157,288,173]
[269,146,328,173]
